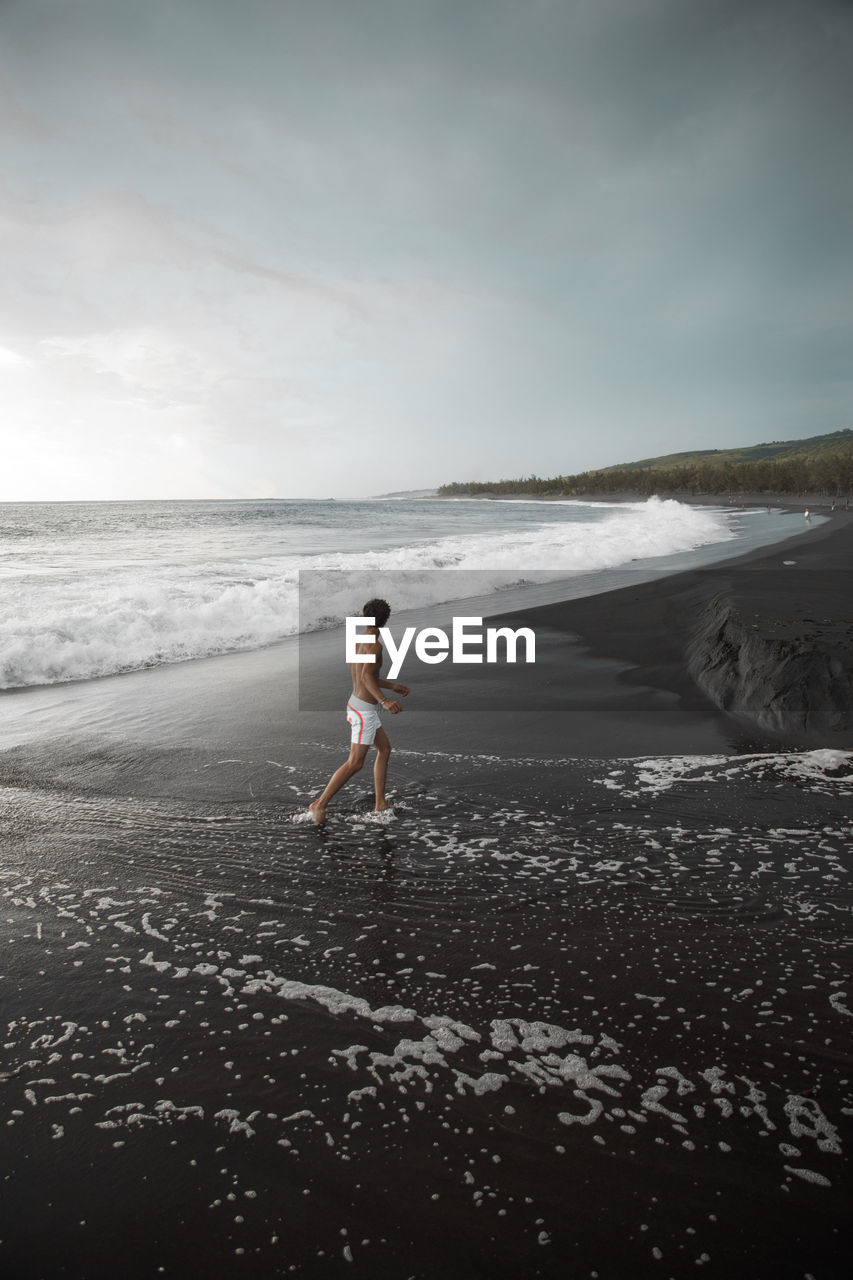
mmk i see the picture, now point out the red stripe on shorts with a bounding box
[347,703,364,743]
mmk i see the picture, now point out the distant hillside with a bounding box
[438,429,853,499]
[373,488,439,499]
[603,429,853,473]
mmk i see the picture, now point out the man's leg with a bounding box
[309,743,370,822]
[373,727,392,811]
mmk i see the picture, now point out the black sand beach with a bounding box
[1,511,851,1278]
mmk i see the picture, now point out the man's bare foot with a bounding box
[308,800,326,824]
[374,802,390,812]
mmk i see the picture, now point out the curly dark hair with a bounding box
[362,597,391,627]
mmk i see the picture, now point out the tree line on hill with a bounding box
[438,449,853,499]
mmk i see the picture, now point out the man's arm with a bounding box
[355,642,404,712]
[379,679,410,696]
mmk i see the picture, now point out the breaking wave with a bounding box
[1,497,738,688]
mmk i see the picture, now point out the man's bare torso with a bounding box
[350,636,382,702]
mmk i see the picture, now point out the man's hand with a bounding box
[380,682,409,713]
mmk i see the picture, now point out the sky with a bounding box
[1,0,851,501]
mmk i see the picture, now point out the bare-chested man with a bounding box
[308,598,410,823]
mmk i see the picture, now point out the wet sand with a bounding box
[1,512,851,1278]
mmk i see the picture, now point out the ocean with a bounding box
[0,496,807,689]
[1,496,850,1279]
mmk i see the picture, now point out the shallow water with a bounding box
[2,749,850,1277]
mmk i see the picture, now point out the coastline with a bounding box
[0,509,850,804]
[1,509,851,1279]
[493,508,853,750]
[441,490,845,511]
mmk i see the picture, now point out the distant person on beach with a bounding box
[805,508,811,522]
[309,598,410,823]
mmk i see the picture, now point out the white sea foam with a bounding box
[0,496,745,688]
[605,750,853,798]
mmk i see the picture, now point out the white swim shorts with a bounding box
[346,695,382,745]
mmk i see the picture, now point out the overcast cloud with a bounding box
[1,0,851,500]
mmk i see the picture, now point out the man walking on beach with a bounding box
[309,598,410,822]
